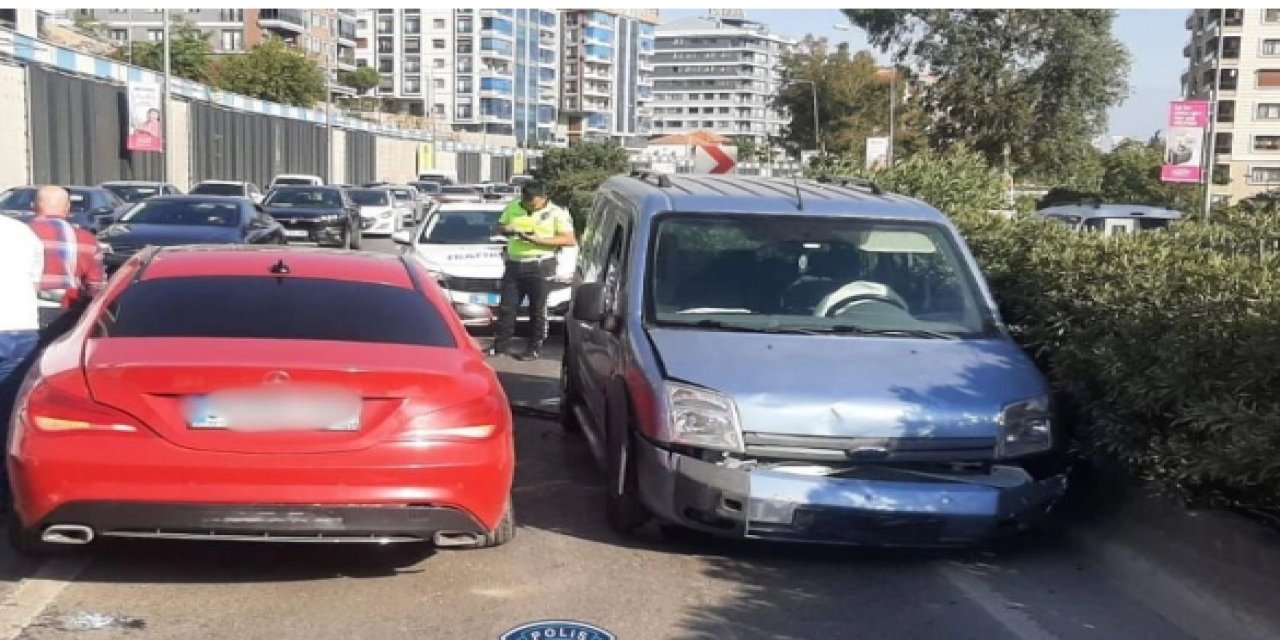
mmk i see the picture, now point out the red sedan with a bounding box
[7,246,514,554]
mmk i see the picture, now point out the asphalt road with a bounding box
[0,235,1195,639]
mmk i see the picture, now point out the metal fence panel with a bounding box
[28,65,162,185]
[191,101,329,186]
[345,130,375,185]
[490,156,513,183]
[458,152,482,184]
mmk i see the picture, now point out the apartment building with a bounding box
[651,10,791,144]
[560,9,657,146]
[356,8,559,146]
[1184,8,1280,203]
[67,9,356,96]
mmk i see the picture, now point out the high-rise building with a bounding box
[559,9,658,146]
[1184,8,1280,203]
[651,10,791,144]
[66,9,355,98]
[356,8,559,145]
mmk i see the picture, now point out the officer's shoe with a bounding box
[514,344,541,362]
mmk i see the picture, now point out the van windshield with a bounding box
[647,215,993,337]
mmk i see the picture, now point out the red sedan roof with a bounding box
[140,246,415,288]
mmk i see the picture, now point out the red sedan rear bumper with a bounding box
[8,434,514,537]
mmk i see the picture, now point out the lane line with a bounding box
[935,561,1059,640]
[0,556,89,640]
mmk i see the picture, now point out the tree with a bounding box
[843,10,1130,182]
[1098,138,1199,211]
[73,13,108,39]
[531,141,630,231]
[213,38,327,107]
[776,36,925,160]
[732,137,762,162]
[339,67,380,96]
[872,144,1006,215]
[114,18,212,82]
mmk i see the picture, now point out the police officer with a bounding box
[490,181,576,361]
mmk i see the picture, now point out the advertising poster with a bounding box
[865,136,890,170]
[126,82,164,153]
[1160,100,1209,183]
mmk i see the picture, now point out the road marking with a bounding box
[0,556,90,640]
[935,561,1059,640]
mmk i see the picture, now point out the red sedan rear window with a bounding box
[95,276,456,347]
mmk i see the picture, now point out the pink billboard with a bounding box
[1161,100,1209,183]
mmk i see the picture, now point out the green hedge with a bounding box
[949,207,1280,511]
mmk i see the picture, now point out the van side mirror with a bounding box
[572,283,605,323]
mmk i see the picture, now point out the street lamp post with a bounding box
[791,79,822,154]
[325,41,334,184]
[161,8,171,183]
[1201,9,1225,223]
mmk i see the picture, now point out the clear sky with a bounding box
[661,9,1186,140]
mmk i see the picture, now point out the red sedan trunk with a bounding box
[7,246,515,553]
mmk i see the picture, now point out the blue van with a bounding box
[559,173,1067,546]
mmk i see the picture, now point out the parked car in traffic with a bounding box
[393,203,575,326]
[346,187,402,236]
[269,174,325,189]
[7,245,515,554]
[437,186,484,204]
[191,180,266,204]
[261,186,363,249]
[97,195,285,272]
[409,180,443,212]
[418,171,457,185]
[0,185,130,231]
[100,180,183,203]
[559,173,1066,546]
[387,185,423,225]
[1036,203,1181,235]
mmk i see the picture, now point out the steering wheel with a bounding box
[822,293,909,317]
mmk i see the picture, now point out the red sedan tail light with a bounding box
[396,395,508,443]
[20,375,142,435]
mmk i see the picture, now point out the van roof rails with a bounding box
[815,175,884,195]
[630,171,672,188]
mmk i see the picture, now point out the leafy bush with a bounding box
[947,208,1280,511]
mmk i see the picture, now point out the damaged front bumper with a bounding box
[634,438,1067,547]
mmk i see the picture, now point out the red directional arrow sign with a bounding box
[697,144,736,174]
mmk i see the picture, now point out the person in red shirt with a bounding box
[25,186,105,331]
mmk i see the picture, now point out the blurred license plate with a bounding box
[470,293,500,305]
[186,385,360,431]
[284,229,309,239]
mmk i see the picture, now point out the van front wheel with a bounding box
[605,411,652,534]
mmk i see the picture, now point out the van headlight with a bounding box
[996,397,1053,458]
[666,382,743,453]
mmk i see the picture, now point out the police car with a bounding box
[392,202,576,326]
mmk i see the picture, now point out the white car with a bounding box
[269,174,325,189]
[346,187,402,236]
[190,180,266,204]
[392,203,576,327]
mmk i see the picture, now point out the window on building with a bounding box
[377,37,394,54]
[457,77,473,93]
[405,16,420,34]
[1215,132,1233,153]
[1256,135,1280,151]
[433,103,445,116]
[404,77,421,94]
[311,13,325,28]
[1259,103,1280,119]
[433,38,446,49]
[1260,69,1280,88]
[378,57,394,73]
[1250,166,1280,183]
[404,37,420,54]
[433,58,446,69]
[109,29,127,42]
[457,18,473,32]
[457,104,473,119]
[147,29,163,42]
[404,56,421,74]
[357,19,367,30]
[377,15,394,34]
[220,29,242,51]
[433,18,446,30]
[1266,9,1280,23]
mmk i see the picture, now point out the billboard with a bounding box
[1160,100,1209,183]
[865,137,890,170]
[125,82,163,153]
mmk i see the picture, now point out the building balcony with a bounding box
[258,9,305,33]
[584,85,611,97]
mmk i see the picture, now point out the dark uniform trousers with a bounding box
[494,257,556,349]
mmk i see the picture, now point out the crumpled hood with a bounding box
[646,328,1046,439]
[100,223,242,246]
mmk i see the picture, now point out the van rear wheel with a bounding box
[558,360,582,434]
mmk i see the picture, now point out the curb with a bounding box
[1068,497,1280,640]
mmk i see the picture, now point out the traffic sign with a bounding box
[693,144,737,174]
